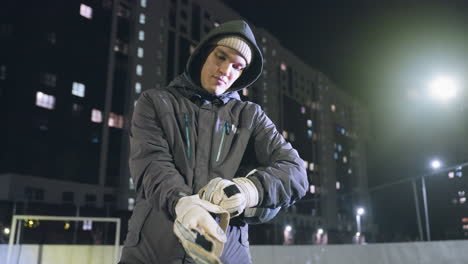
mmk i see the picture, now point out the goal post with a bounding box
[7,215,121,264]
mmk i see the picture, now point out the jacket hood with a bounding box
[185,20,264,93]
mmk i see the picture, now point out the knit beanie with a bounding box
[216,36,252,65]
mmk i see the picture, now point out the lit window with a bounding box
[128,198,135,211]
[139,14,146,24]
[456,171,463,177]
[40,72,57,87]
[114,39,129,54]
[463,224,468,230]
[282,131,288,139]
[459,191,465,197]
[280,63,287,71]
[337,144,342,152]
[83,220,92,230]
[140,0,147,7]
[72,82,86,97]
[341,128,346,135]
[108,112,124,128]
[262,37,267,43]
[35,92,55,110]
[135,82,142,94]
[137,47,144,58]
[307,119,312,128]
[460,197,466,204]
[336,181,341,190]
[333,152,338,160]
[136,65,143,76]
[242,88,249,96]
[343,156,348,163]
[309,185,316,194]
[348,168,352,174]
[448,171,454,178]
[303,160,308,169]
[214,21,220,27]
[80,4,93,19]
[309,163,315,171]
[0,65,5,80]
[307,130,313,138]
[301,106,306,114]
[138,30,145,41]
[331,104,336,112]
[91,109,102,123]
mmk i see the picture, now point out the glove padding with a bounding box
[199,177,259,218]
[173,195,230,264]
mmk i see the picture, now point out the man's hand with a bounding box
[199,177,259,218]
[173,195,230,264]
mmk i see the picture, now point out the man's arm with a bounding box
[129,91,192,219]
[247,105,308,208]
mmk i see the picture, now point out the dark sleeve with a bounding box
[247,105,308,208]
[129,91,192,219]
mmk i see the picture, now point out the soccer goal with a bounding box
[7,215,121,264]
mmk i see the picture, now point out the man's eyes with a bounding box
[216,54,226,61]
[215,54,244,71]
[233,65,244,71]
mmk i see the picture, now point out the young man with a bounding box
[120,20,308,264]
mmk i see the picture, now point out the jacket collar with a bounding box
[168,74,240,105]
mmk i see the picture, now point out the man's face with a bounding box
[200,46,247,95]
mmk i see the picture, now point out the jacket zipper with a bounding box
[216,121,230,162]
[184,114,191,159]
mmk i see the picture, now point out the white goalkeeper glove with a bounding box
[173,195,230,264]
[199,176,259,218]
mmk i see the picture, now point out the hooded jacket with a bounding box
[122,20,308,263]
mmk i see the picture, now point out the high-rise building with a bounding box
[122,0,371,243]
[0,0,133,211]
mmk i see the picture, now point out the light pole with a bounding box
[356,207,365,234]
[421,158,442,241]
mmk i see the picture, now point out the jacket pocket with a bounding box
[214,120,239,164]
[215,120,229,162]
[124,200,152,247]
[184,113,191,159]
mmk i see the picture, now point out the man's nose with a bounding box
[218,62,231,76]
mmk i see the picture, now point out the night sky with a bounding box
[223,0,468,182]
[223,0,468,238]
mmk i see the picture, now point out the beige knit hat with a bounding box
[216,36,252,64]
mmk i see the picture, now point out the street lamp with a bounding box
[428,75,457,101]
[430,159,442,170]
[356,207,365,234]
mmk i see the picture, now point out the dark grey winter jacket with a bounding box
[123,20,308,263]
